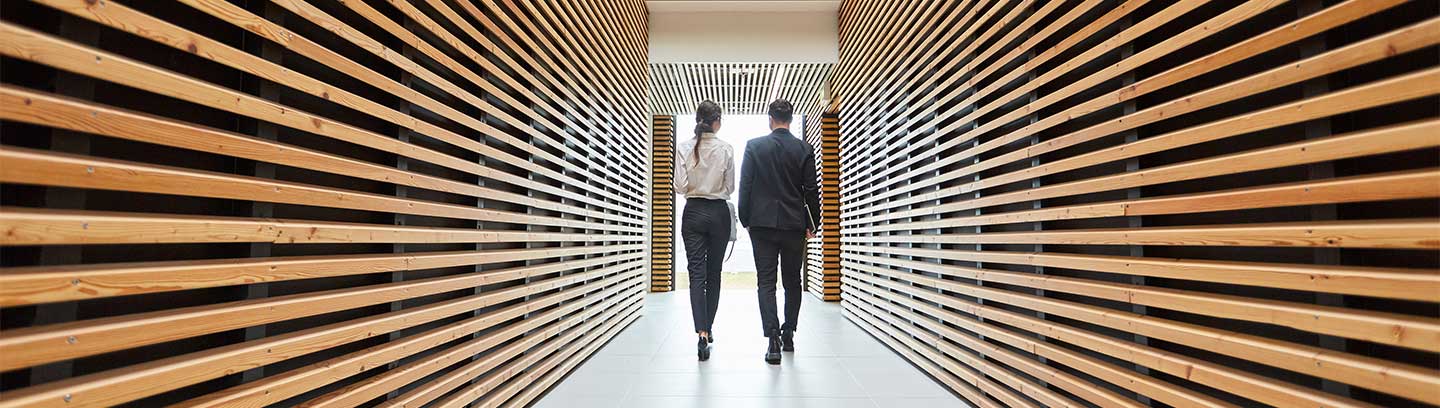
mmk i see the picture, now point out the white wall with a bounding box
[648,10,838,63]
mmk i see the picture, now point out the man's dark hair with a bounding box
[767,99,794,123]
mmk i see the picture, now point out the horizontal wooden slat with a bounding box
[848,252,1440,351]
[846,241,1438,301]
[0,20,640,219]
[498,306,642,408]
[846,284,1149,408]
[436,302,642,408]
[0,255,640,371]
[185,278,642,408]
[846,219,1440,250]
[845,0,1414,205]
[845,262,1437,407]
[0,147,635,233]
[0,86,636,226]
[0,267,643,407]
[834,0,1439,407]
[845,274,1367,408]
[0,244,640,307]
[0,207,640,246]
[0,0,649,406]
[849,62,1440,218]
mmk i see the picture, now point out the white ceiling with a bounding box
[645,1,838,117]
[646,0,840,13]
[647,10,838,63]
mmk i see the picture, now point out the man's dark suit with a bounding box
[739,127,821,337]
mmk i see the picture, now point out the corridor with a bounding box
[535,291,966,408]
[0,0,1435,407]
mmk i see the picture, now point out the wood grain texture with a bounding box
[0,0,648,406]
[804,113,841,301]
[833,1,1439,407]
[651,115,676,292]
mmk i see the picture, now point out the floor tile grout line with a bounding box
[836,316,885,403]
[540,291,965,406]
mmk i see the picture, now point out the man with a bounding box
[738,99,821,365]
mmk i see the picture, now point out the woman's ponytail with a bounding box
[690,100,722,169]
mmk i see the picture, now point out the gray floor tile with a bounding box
[631,371,870,398]
[531,395,624,408]
[849,369,953,398]
[870,397,972,408]
[621,396,879,408]
[841,355,920,373]
[542,371,637,398]
[572,355,652,375]
[531,290,966,406]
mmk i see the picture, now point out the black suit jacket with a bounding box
[739,128,821,231]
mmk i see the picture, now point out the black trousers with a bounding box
[681,198,730,334]
[750,226,805,337]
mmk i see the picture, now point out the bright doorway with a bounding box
[671,114,807,289]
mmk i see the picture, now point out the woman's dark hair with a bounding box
[690,100,722,169]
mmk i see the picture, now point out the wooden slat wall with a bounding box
[833,1,1439,407]
[0,0,648,407]
[651,115,675,292]
[804,112,841,301]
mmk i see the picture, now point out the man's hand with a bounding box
[806,229,816,240]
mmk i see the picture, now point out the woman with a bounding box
[674,100,733,361]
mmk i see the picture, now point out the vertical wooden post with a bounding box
[650,115,676,291]
[807,112,843,301]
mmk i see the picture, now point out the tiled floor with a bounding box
[534,290,969,408]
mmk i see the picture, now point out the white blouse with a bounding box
[674,133,735,200]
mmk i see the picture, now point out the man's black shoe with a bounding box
[780,329,795,352]
[765,336,782,364]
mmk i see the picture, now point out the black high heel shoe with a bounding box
[707,332,714,343]
[697,336,711,361]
